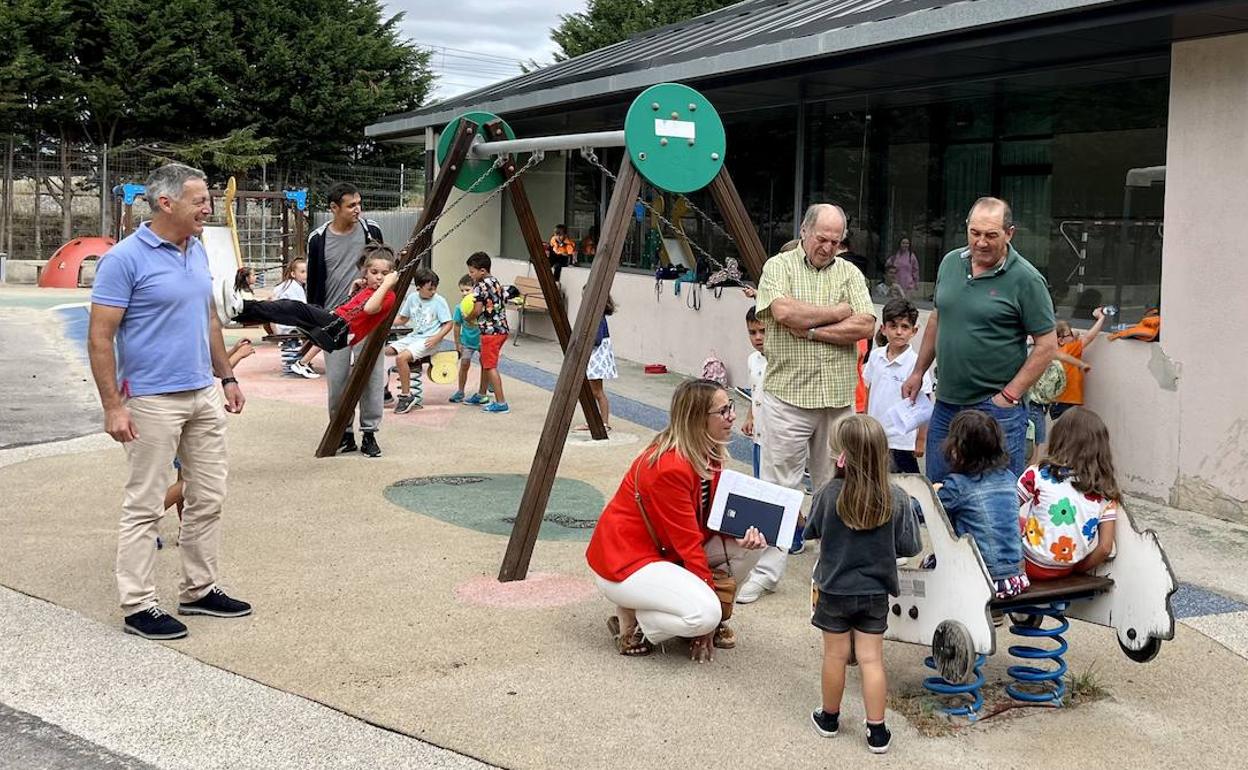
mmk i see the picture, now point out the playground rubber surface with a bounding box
[3,290,1248,768]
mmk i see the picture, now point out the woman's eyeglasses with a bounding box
[708,403,736,418]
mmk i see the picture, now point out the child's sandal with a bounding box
[713,623,736,649]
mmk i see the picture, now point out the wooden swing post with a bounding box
[498,154,641,581]
[486,120,609,441]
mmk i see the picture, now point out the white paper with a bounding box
[654,119,696,139]
[708,469,805,550]
[882,395,934,437]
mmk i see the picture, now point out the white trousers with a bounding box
[747,392,852,590]
[596,537,763,643]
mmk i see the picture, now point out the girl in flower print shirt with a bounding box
[1017,407,1119,580]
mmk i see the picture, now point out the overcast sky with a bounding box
[387,0,587,101]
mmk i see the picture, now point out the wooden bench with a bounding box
[510,276,554,345]
[990,574,1114,611]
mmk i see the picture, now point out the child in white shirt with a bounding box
[863,298,932,473]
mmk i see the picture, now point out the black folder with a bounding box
[715,492,786,546]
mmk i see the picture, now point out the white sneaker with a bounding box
[736,579,772,605]
[291,361,320,379]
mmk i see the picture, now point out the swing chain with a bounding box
[396,151,545,277]
[580,149,727,274]
[677,194,736,245]
[395,154,507,267]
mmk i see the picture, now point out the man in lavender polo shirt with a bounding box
[89,163,251,641]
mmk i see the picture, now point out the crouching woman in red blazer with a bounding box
[586,379,767,663]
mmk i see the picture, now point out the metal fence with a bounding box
[0,141,423,268]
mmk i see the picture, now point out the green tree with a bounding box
[550,0,741,61]
[224,0,433,172]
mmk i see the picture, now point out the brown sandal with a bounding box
[607,616,653,656]
[713,623,736,649]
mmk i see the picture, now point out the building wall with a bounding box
[500,155,567,259]
[428,192,502,307]
[1157,33,1248,521]
[468,33,1248,523]
[489,258,757,388]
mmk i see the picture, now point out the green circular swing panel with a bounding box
[624,83,726,193]
[436,111,516,192]
[384,474,605,541]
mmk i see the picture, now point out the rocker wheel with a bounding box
[1120,635,1162,663]
[931,620,977,685]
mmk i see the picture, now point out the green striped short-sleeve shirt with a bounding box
[755,246,875,409]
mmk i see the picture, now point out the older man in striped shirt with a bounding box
[738,203,877,603]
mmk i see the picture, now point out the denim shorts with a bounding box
[812,592,889,634]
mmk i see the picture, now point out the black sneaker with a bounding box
[124,606,188,640]
[338,432,358,454]
[308,317,348,352]
[383,387,395,405]
[394,394,420,414]
[178,586,252,618]
[865,721,891,754]
[361,432,381,458]
[811,708,839,737]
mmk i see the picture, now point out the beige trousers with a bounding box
[117,386,228,613]
[747,392,852,590]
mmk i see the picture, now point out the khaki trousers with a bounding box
[747,392,851,590]
[117,386,228,613]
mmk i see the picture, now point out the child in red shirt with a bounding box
[221,246,398,351]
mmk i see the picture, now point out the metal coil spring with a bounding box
[923,654,986,719]
[1006,601,1069,704]
[280,345,301,374]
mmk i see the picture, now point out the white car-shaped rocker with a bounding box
[885,473,1177,713]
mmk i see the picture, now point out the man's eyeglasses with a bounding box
[708,403,736,418]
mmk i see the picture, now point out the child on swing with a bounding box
[1017,407,1119,580]
[220,245,398,352]
[804,415,922,754]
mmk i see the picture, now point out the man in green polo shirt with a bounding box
[738,203,876,603]
[902,197,1056,482]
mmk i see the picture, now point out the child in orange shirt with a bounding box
[1050,306,1108,421]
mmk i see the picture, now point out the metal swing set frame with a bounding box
[316,83,769,582]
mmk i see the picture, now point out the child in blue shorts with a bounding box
[451,273,488,404]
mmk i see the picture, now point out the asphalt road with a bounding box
[0,304,101,449]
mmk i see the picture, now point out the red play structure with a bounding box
[38,237,116,288]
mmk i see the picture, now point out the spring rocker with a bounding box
[318,84,769,583]
[887,474,1177,718]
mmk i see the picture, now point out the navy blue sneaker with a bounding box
[124,607,188,640]
[811,708,839,737]
[178,587,252,618]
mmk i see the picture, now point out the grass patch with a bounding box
[1065,662,1110,705]
[888,690,957,737]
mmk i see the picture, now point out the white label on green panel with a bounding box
[654,119,696,139]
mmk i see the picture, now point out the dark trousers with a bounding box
[236,299,334,328]
[890,449,920,474]
[235,300,345,349]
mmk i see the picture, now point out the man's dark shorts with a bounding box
[812,591,890,634]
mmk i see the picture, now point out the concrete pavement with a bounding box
[2,284,1248,768]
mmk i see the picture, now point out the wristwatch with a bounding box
[221,376,239,386]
